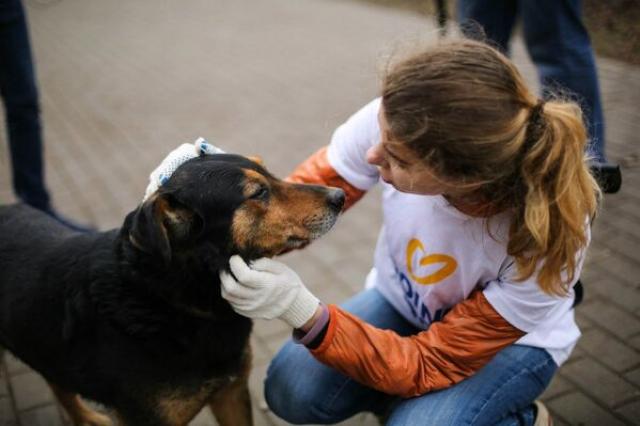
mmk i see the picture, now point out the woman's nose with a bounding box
[366,143,386,167]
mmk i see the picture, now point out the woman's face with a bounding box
[366,107,454,196]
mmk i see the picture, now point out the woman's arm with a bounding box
[221,257,525,398]
[309,291,524,398]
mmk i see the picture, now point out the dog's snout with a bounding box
[327,189,345,212]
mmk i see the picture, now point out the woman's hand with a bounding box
[220,255,320,329]
[144,138,224,201]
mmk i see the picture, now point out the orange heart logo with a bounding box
[406,238,457,285]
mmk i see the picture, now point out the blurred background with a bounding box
[0,0,639,425]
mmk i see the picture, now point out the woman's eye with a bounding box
[251,187,269,200]
[391,158,409,169]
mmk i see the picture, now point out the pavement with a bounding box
[0,0,639,425]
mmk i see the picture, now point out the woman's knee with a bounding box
[264,341,335,424]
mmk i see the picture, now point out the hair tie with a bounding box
[529,100,546,124]
[522,100,546,152]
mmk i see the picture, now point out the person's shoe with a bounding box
[43,208,96,233]
[590,162,622,194]
[533,400,553,426]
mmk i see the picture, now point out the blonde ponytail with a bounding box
[510,100,600,294]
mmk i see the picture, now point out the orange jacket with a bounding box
[287,147,525,397]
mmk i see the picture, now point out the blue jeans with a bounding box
[0,0,50,209]
[264,288,557,425]
[457,0,606,162]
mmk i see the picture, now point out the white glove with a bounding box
[220,255,320,329]
[143,137,225,201]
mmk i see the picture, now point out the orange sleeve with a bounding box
[286,146,366,211]
[310,291,524,398]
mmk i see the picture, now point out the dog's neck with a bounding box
[115,225,237,323]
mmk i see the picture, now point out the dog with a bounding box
[0,153,344,425]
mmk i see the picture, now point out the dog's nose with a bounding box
[327,189,345,212]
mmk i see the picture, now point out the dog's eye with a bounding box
[250,186,270,201]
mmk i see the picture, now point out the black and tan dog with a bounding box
[0,153,344,425]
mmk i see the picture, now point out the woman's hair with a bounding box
[381,39,600,295]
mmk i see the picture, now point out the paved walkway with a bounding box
[1,0,639,424]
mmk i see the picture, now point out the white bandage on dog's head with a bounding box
[143,137,225,201]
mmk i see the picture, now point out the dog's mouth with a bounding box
[286,235,309,248]
[273,212,339,255]
[277,211,339,253]
[268,236,309,256]
[305,211,339,240]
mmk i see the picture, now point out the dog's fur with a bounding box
[0,154,344,426]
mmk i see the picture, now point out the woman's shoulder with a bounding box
[337,97,381,136]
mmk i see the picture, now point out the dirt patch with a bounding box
[583,0,640,65]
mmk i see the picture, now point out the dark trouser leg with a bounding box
[0,0,50,209]
[457,0,518,54]
[520,0,606,161]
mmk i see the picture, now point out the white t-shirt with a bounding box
[327,98,585,366]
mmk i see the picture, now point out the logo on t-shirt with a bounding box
[406,238,457,285]
[393,238,458,326]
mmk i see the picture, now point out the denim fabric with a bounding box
[0,0,50,209]
[457,0,606,162]
[264,288,557,425]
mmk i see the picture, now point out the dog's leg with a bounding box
[154,394,209,426]
[209,345,253,426]
[209,377,252,426]
[48,382,113,426]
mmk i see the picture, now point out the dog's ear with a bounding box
[130,195,172,264]
[248,155,264,166]
[130,194,200,264]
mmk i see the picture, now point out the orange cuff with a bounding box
[310,304,340,354]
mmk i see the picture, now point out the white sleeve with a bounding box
[483,247,587,333]
[326,98,381,191]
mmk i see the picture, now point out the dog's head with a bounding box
[127,154,344,266]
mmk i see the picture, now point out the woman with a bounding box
[220,39,599,425]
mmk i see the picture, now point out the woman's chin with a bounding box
[393,184,443,196]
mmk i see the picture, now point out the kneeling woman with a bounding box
[221,39,599,425]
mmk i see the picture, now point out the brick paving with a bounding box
[0,0,638,425]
